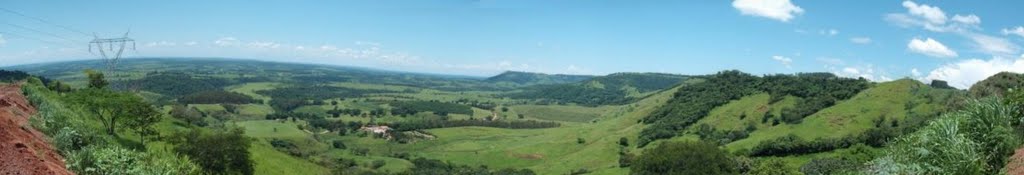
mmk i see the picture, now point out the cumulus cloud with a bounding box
[850,37,872,44]
[732,0,804,22]
[902,1,946,24]
[184,41,198,46]
[924,57,1024,89]
[908,38,957,58]
[771,55,793,68]
[951,14,980,25]
[1003,26,1024,38]
[886,1,980,32]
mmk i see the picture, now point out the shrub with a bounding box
[631,141,737,175]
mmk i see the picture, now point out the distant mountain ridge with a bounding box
[484,71,595,85]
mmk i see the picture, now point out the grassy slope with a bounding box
[339,86,680,174]
[724,79,924,150]
[237,120,330,175]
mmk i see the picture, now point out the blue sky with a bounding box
[1,0,1022,88]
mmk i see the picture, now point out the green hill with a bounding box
[484,71,595,85]
[969,72,1024,98]
[504,72,691,106]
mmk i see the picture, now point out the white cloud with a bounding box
[184,41,198,46]
[887,1,980,33]
[771,55,793,68]
[247,41,281,49]
[951,14,980,25]
[819,29,839,36]
[911,68,922,77]
[828,64,893,82]
[732,0,804,22]
[924,57,1024,89]
[908,38,957,58]
[850,37,872,44]
[214,37,240,46]
[817,57,844,66]
[842,67,860,75]
[0,34,6,46]
[145,41,176,47]
[902,1,946,24]
[966,33,1019,56]
[1003,26,1024,38]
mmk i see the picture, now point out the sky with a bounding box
[1,0,1023,89]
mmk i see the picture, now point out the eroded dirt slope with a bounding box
[0,83,72,174]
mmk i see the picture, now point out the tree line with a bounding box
[639,70,869,146]
[389,119,560,131]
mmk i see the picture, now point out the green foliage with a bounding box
[400,157,536,175]
[24,80,200,175]
[389,100,473,116]
[171,128,255,175]
[866,99,1019,174]
[85,69,108,89]
[631,141,738,175]
[133,71,233,97]
[969,72,1024,98]
[748,158,801,175]
[256,85,393,101]
[66,88,151,135]
[484,71,593,85]
[799,157,857,175]
[389,119,560,131]
[179,90,260,104]
[640,71,868,146]
[505,73,689,106]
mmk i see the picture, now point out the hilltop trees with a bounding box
[640,71,869,146]
[171,128,254,175]
[85,69,109,89]
[67,88,147,135]
[631,141,738,175]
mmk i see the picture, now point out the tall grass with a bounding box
[866,98,1019,174]
[22,78,201,175]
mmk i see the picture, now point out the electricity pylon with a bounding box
[89,30,135,90]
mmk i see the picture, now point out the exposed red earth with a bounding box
[0,83,72,175]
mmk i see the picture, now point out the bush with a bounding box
[631,141,737,175]
[866,99,1019,175]
[332,140,347,149]
[171,128,254,175]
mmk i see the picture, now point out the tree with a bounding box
[170,105,204,126]
[172,128,254,175]
[631,141,737,175]
[124,102,161,145]
[85,69,109,89]
[67,88,138,135]
[619,137,629,147]
[749,158,801,175]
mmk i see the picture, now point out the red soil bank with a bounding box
[0,84,72,175]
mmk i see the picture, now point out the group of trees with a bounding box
[133,71,233,97]
[640,71,869,146]
[389,119,560,131]
[389,100,473,116]
[255,85,392,101]
[178,90,260,104]
[169,128,254,175]
[401,157,536,175]
[504,73,689,106]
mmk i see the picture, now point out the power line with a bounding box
[1,31,76,48]
[5,22,85,44]
[0,7,91,36]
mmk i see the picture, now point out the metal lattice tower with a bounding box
[89,30,135,89]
